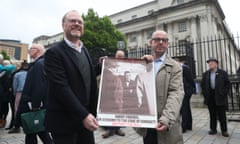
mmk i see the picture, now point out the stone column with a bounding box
[199,14,209,38]
[199,14,209,72]
[190,16,199,75]
[190,16,197,40]
[166,22,173,41]
[137,30,143,48]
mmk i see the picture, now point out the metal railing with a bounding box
[127,34,240,113]
[128,34,240,78]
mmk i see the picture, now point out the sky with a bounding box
[0,0,239,45]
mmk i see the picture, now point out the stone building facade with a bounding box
[0,39,28,61]
[110,0,239,76]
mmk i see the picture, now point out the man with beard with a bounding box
[44,10,99,144]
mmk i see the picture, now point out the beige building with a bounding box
[0,39,28,61]
[110,0,229,44]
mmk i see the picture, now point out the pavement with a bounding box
[0,108,240,144]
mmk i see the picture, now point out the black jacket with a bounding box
[201,68,230,106]
[44,40,98,134]
[182,64,195,96]
[237,67,240,79]
[24,56,47,108]
[16,56,47,126]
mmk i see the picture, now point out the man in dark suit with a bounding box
[44,10,99,144]
[176,59,195,133]
[201,57,230,137]
[17,44,52,144]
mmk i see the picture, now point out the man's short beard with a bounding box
[71,31,82,38]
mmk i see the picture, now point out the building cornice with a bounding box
[115,12,157,28]
[33,32,63,42]
[0,43,19,48]
[115,0,225,28]
[109,0,157,18]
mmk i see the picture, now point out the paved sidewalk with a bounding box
[0,108,239,144]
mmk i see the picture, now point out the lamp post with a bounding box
[117,41,125,50]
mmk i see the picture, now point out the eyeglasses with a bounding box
[67,19,83,25]
[152,37,168,43]
[29,48,37,50]
[28,47,38,52]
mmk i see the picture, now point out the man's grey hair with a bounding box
[62,10,83,24]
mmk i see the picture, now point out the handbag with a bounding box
[21,109,46,134]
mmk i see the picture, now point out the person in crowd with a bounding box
[0,54,4,128]
[115,50,125,59]
[7,61,28,133]
[175,58,195,133]
[16,43,52,144]
[136,30,184,144]
[5,60,22,130]
[44,10,99,144]
[101,50,125,138]
[0,60,16,128]
[237,67,240,79]
[201,57,230,137]
[0,54,3,65]
[5,61,22,130]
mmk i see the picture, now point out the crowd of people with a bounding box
[0,44,53,144]
[0,9,235,144]
[0,57,18,129]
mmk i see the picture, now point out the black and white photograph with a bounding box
[97,58,157,128]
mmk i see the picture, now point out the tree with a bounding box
[81,9,126,64]
[1,51,10,60]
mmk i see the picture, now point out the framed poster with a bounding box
[97,58,157,128]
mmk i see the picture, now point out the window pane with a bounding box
[177,0,184,4]
[178,22,187,32]
[130,34,137,42]
[117,19,122,23]
[132,15,137,19]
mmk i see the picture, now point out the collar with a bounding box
[64,37,83,52]
[154,52,166,62]
[210,68,218,73]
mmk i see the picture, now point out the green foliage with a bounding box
[1,51,10,60]
[81,9,126,64]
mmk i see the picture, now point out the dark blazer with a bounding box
[44,40,98,134]
[182,64,195,96]
[237,67,240,79]
[201,68,230,106]
[24,56,48,108]
[16,56,47,126]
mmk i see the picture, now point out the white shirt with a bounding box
[154,53,167,76]
[64,38,83,53]
[210,69,217,89]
